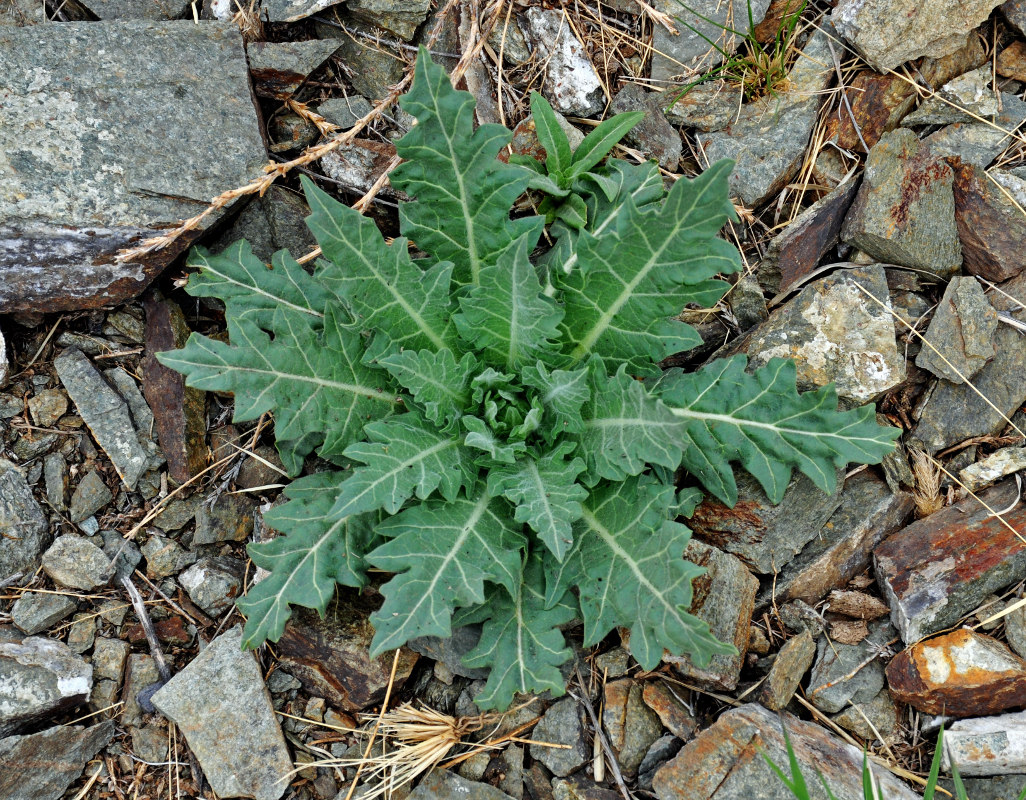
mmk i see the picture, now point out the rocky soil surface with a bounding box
[4,0,1026,798]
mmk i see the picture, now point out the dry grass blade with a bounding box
[908,442,944,518]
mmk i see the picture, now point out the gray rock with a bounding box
[727,275,768,331]
[841,129,961,277]
[806,620,895,714]
[529,697,590,778]
[904,66,998,125]
[912,270,1026,451]
[41,534,112,591]
[638,735,684,792]
[1005,597,1026,659]
[696,26,834,208]
[0,634,93,736]
[320,139,398,196]
[140,533,191,580]
[122,653,160,727]
[318,95,375,130]
[942,710,1026,775]
[260,0,338,22]
[594,647,631,679]
[92,636,130,683]
[522,8,603,117]
[760,629,816,711]
[487,14,530,65]
[11,431,58,462]
[178,556,245,616]
[152,626,292,800]
[409,627,490,680]
[663,80,743,131]
[209,185,317,264]
[11,591,77,635]
[938,774,1026,800]
[27,389,67,428]
[66,613,97,655]
[247,38,342,98]
[130,720,169,764]
[0,459,50,580]
[193,493,256,545]
[832,0,1004,72]
[0,393,22,418]
[610,83,682,169]
[0,21,266,313]
[650,0,771,86]
[83,0,189,18]
[69,470,113,524]
[603,679,663,776]
[409,770,515,800]
[0,324,6,386]
[151,496,201,533]
[100,528,142,581]
[330,19,405,99]
[832,688,900,742]
[347,0,430,41]
[0,721,115,800]
[54,350,147,489]
[1005,0,1026,35]
[42,453,67,512]
[103,367,157,447]
[916,276,997,383]
[0,0,45,25]
[663,540,757,690]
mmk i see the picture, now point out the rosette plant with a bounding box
[159,49,899,710]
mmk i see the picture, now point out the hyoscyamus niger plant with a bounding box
[158,48,899,711]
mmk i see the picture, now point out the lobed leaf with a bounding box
[652,356,902,505]
[378,349,476,428]
[522,362,591,438]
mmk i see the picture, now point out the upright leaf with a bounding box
[378,349,476,428]
[562,160,741,373]
[156,306,397,470]
[522,362,591,438]
[456,555,578,710]
[552,476,734,669]
[487,441,588,561]
[651,356,901,505]
[568,111,646,178]
[368,489,526,653]
[530,92,572,177]
[454,236,565,370]
[238,471,381,646]
[391,48,542,284]
[303,177,455,360]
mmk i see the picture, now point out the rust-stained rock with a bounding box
[602,679,663,776]
[642,681,698,741]
[142,295,206,484]
[827,590,891,621]
[0,21,266,313]
[915,274,998,383]
[0,721,115,800]
[758,177,861,295]
[247,38,342,99]
[660,540,757,691]
[840,129,962,277]
[875,480,1026,644]
[276,601,419,712]
[125,615,193,647]
[886,629,1026,717]
[651,703,919,800]
[824,72,918,154]
[998,40,1026,81]
[952,162,1026,283]
[760,629,816,711]
[941,709,1026,775]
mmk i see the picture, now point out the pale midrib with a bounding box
[192,360,397,405]
[668,406,885,445]
[337,438,457,514]
[433,93,480,285]
[205,264,323,318]
[360,258,447,351]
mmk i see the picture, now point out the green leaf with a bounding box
[530,91,573,177]
[651,356,901,505]
[368,489,526,653]
[454,236,565,370]
[238,471,381,646]
[553,475,733,669]
[156,306,397,470]
[487,441,588,561]
[185,241,332,331]
[577,362,685,483]
[378,349,476,428]
[522,362,591,438]
[456,554,577,710]
[302,177,455,360]
[568,110,646,178]
[391,47,543,285]
[551,193,588,230]
[330,412,475,517]
[562,160,741,374]
[462,416,526,464]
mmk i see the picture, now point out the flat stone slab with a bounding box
[151,625,292,800]
[915,275,997,383]
[875,480,1026,644]
[0,21,265,312]
[0,460,50,581]
[942,710,1026,775]
[0,721,115,800]
[0,635,92,736]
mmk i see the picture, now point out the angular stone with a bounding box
[27,389,67,428]
[522,8,603,117]
[178,556,244,616]
[347,0,430,41]
[942,710,1026,775]
[330,20,405,100]
[662,540,757,691]
[66,613,97,655]
[210,185,317,263]
[529,697,590,778]
[875,480,1026,643]
[0,21,265,312]
[92,636,130,683]
[151,626,292,800]
[740,265,904,402]
[651,703,918,800]
[638,735,684,792]
[100,528,142,582]
[11,591,77,635]
[121,653,159,727]
[926,94,1026,168]
[807,619,894,713]
[904,67,998,126]
[610,83,682,169]
[125,615,194,647]
[41,534,111,591]
[998,40,1026,80]
[832,0,1002,72]
[42,453,67,512]
[140,533,190,580]
[758,178,861,295]
[83,0,189,18]
[887,629,1026,717]
[961,447,1026,493]
[602,679,663,776]
[759,628,815,711]
[0,0,45,25]
[0,459,50,580]
[409,770,515,800]
[696,26,834,208]
[55,349,147,489]
[409,627,490,681]
[840,129,961,277]
[832,688,900,742]
[663,81,743,132]
[0,721,115,800]
[916,275,997,383]
[151,495,201,532]
[317,95,375,132]
[130,721,169,764]
[691,470,844,575]
[276,602,419,712]
[0,635,92,736]
[554,777,620,800]
[825,591,890,621]
[953,164,1026,283]
[261,0,336,22]
[68,470,113,524]
[642,680,698,741]
[193,493,256,545]
[823,72,918,154]
[650,0,770,85]
[247,38,342,98]
[320,139,399,196]
[236,445,286,490]
[1005,0,1026,35]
